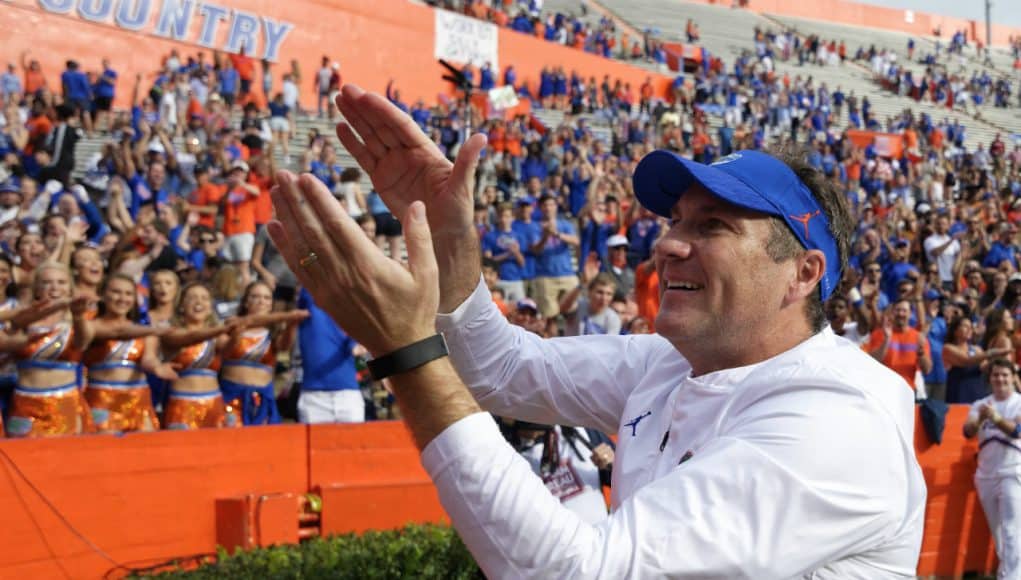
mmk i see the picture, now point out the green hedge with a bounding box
[136,524,481,579]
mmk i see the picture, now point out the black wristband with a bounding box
[366,334,449,381]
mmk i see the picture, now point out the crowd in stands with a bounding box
[744,22,1021,115]
[1,2,1021,439]
[426,0,676,67]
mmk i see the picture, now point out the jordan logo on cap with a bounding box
[790,210,821,239]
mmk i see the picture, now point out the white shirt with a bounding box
[518,426,607,525]
[923,233,960,283]
[969,393,1021,480]
[426,280,925,579]
[283,79,299,109]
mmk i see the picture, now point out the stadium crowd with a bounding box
[0,0,1020,440]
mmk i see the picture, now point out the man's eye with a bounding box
[701,219,726,232]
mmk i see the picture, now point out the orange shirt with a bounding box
[864,327,929,389]
[634,263,660,332]
[691,132,710,155]
[187,97,204,120]
[904,128,918,151]
[504,133,523,158]
[191,182,227,229]
[229,54,256,82]
[248,172,273,226]
[25,115,52,154]
[929,128,944,150]
[488,125,506,153]
[845,160,862,182]
[24,70,46,95]
[222,186,258,236]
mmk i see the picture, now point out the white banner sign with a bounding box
[434,9,499,70]
[874,134,896,157]
[488,86,519,110]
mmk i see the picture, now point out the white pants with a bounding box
[976,474,1021,579]
[298,389,365,424]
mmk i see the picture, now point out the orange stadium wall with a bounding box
[0,0,671,112]
[678,0,1021,48]
[0,406,1001,579]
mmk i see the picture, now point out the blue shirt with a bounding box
[881,261,918,302]
[533,218,576,277]
[627,218,660,264]
[511,220,539,280]
[268,102,289,118]
[96,68,117,99]
[366,191,391,216]
[579,220,613,270]
[218,68,239,95]
[62,70,91,101]
[309,160,342,189]
[924,316,948,384]
[482,228,527,282]
[984,242,1017,270]
[1,72,22,98]
[297,289,359,392]
[128,174,169,219]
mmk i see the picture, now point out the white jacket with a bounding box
[426,280,926,579]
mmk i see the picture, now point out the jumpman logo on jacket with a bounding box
[624,411,652,436]
[789,210,821,239]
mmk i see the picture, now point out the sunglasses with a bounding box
[199,238,216,244]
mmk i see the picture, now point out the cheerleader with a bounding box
[220,281,307,425]
[161,282,240,429]
[4,262,96,437]
[83,274,177,433]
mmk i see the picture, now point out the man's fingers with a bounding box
[300,172,378,262]
[449,133,488,198]
[403,201,438,286]
[269,172,334,290]
[357,87,436,150]
[336,85,388,159]
[336,122,377,174]
[267,219,318,293]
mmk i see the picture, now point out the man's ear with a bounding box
[788,249,825,304]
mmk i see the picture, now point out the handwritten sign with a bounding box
[434,8,498,70]
[488,85,518,110]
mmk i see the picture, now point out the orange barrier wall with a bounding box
[673,0,1021,48]
[0,406,1000,579]
[0,426,310,579]
[916,405,997,577]
[0,0,672,112]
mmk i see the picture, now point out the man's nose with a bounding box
[654,235,693,261]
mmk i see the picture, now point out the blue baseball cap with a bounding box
[0,179,19,194]
[633,150,841,300]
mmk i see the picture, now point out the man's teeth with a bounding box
[666,281,703,290]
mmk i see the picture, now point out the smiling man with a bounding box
[269,86,926,579]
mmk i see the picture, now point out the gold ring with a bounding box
[299,251,319,268]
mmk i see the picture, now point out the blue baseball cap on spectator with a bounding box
[515,298,538,313]
[516,196,535,206]
[924,289,942,301]
[0,179,19,194]
[632,149,841,300]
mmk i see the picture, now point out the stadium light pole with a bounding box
[985,0,992,49]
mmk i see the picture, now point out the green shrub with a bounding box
[135,524,481,579]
